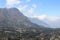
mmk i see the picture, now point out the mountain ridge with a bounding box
[0,8,46,32]
[0,8,60,40]
[29,18,50,28]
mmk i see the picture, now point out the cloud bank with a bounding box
[6,0,21,8]
[32,14,60,28]
[33,15,60,21]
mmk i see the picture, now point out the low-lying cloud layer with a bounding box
[33,15,60,21]
[32,15,60,28]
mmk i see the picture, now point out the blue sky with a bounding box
[39,0,60,17]
[0,0,60,17]
[0,0,6,8]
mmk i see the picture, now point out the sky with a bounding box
[0,0,60,17]
[0,0,60,28]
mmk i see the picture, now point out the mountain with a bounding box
[1,8,60,40]
[45,19,60,28]
[0,8,49,39]
[0,8,47,33]
[29,18,50,28]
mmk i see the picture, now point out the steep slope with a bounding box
[0,8,46,33]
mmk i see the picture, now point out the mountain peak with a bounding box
[0,8,45,31]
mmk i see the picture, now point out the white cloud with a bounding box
[6,0,21,8]
[17,5,28,11]
[31,14,60,28]
[28,8,34,14]
[47,16,59,21]
[17,4,37,17]
[26,0,31,2]
[33,15,47,20]
[32,4,37,8]
[32,14,60,21]
[28,4,37,14]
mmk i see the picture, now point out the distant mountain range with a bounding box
[29,18,50,28]
[29,17,60,28]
